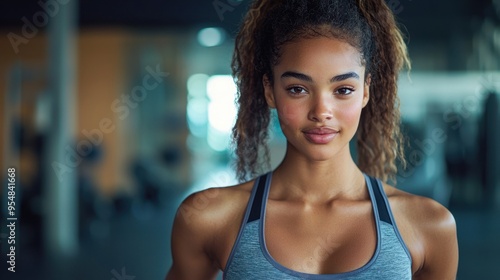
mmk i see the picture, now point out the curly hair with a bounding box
[231,0,410,183]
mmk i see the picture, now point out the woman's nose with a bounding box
[308,95,333,122]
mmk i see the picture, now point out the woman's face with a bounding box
[264,36,370,161]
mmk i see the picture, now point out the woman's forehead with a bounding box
[273,36,365,75]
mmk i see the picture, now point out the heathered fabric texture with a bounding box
[223,173,412,279]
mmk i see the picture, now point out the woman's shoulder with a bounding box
[382,183,455,227]
[173,179,256,242]
[382,182,458,276]
[169,180,257,273]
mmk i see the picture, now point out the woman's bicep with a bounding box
[166,196,220,280]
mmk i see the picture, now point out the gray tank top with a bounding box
[223,172,412,279]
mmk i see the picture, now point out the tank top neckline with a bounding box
[256,171,383,279]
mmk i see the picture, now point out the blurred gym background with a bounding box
[0,0,499,279]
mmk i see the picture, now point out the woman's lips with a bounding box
[302,127,339,144]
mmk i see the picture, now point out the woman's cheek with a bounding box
[277,103,301,127]
[338,102,363,127]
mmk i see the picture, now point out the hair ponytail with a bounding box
[356,0,411,182]
[231,0,279,181]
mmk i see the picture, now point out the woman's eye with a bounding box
[287,86,307,95]
[336,87,354,95]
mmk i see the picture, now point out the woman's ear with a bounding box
[263,74,276,108]
[362,74,371,108]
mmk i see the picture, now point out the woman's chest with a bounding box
[261,202,378,274]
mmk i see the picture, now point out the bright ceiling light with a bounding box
[197,27,225,47]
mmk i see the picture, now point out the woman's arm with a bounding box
[166,192,220,280]
[413,199,459,280]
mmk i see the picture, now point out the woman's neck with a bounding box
[271,143,367,204]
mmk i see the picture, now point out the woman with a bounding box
[167,0,458,279]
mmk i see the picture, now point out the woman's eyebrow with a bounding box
[330,72,359,82]
[280,71,360,83]
[281,71,313,82]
